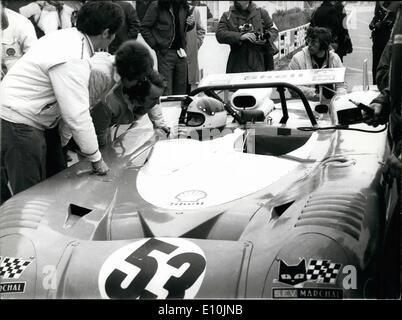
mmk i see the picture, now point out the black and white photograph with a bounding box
[0,0,400,311]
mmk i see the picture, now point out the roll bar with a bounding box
[190,82,317,126]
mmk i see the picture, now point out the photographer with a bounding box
[215,0,278,73]
[365,3,401,186]
[364,2,401,298]
[369,1,396,85]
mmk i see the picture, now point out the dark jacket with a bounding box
[333,2,353,58]
[140,1,194,55]
[136,0,153,22]
[371,24,401,160]
[108,1,140,54]
[370,2,395,45]
[215,2,278,73]
[376,42,392,92]
[311,2,345,50]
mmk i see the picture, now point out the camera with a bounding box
[254,32,270,41]
[337,100,374,125]
[239,23,270,42]
[239,23,254,33]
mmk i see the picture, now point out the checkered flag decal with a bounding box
[0,256,32,279]
[306,259,342,284]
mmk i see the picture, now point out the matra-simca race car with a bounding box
[0,68,397,299]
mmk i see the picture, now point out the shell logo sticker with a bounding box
[98,238,207,299]
[171,190,207,206]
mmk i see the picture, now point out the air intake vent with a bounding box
[62,204,93,229]
[273,201,295,217]
[69,204,92,217]
[294,192,365,240]
[0,199,49,230]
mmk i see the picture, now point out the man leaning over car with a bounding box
[0,1,124,202]
[61,41,170,153]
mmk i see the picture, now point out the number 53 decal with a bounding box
[98,238,207,299]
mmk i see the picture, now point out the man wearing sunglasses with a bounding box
[63,40,169,152]
[91,69,169,148]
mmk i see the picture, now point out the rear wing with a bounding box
[198,68,346,88]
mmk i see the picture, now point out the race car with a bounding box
[0,68,395,299]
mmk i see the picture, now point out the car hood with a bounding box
[137,133,301,210]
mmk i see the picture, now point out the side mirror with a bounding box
[315,104,329,114]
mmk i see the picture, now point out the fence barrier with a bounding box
[275,23,310,60]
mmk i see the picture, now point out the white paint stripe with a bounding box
[347,67,372,73]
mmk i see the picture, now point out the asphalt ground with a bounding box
[342,5,376,91]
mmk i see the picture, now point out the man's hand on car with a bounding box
[155,126,171,139]
[92,159,109,176]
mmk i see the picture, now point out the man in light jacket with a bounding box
[0,1,124,201]
[288,26,347,100]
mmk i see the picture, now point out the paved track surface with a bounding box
[343,4,376,91]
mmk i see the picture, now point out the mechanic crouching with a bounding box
[91,43,170,148]
[63,40,170,153]
[0,1,124,204]
[288,26,347,101]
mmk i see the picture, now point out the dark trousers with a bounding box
[264,53,274,71]
[1,167,12,205]
[44,126,67,178]
[372,37,389,85]
[0,119,66,204]
[379,179,400,298]
[1,119,47,199]
[157,49,188,95]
